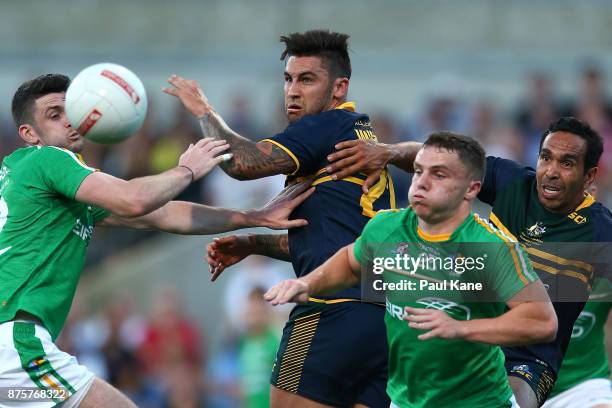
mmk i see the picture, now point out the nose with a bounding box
[544,161,560,179]
[62,112,73,129]
[286,80,300,98]
[413,173,430,191]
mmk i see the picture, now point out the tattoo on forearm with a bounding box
[199,113,296,179]
[254,234,291,262]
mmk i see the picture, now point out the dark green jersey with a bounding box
[0,146,109,340]
[479,156,612,374]
[354,208,537,408]
[550,279,612,397]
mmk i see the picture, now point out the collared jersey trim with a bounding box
[574,192,595,212]
[46,146,96,171]
[260,139,300,176]
[489,212,519,241]
[334,102,356,112]
[416,226,452,242]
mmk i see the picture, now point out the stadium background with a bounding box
[1,1,612,406]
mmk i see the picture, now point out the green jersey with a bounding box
[238,328,280,408]
[354,208,537,408]
[550,279,612,397]
[0,146,109,340]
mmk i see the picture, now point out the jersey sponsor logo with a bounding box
[526,221,546,238]
[72,218,94,242]
[568,211,587,224]
[416,297,472,320]
[385,297,472,321]
[571,311,596,339]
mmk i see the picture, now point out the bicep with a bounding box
[506,280,552,309]
[347,243,361,275]
[223,141,297,179]
[75,172,136,217]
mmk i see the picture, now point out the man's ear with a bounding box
[18,124,39,145]
[332,77,349,100]
[465,180,482,201]
[583,166,597,190]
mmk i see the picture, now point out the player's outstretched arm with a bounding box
[163,75,296,180]
[326,140,422,193]
[264,243,361,305]
[207,233,291,281]
[405,280,558,345]
[76,138,229,217]
[98,181,314,236]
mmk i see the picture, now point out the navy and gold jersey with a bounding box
[263,102,395,300]
[478,156,612,375]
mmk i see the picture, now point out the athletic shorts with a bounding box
[271,301,390,408]
[542,378,612,408]
[506,358,557,407]
[0,320,95,408]
[390,394,520,408]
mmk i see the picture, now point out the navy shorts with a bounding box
[271,300,389,407]
[505,358,556,407]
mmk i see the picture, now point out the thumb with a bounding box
[362,173,380,194]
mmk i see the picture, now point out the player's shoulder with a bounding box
[467,213,518,244]
[365,207,406,228]
[588,201,612,241]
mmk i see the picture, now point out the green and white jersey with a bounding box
[0,146,109,340]
[354,208,538,408]
[550,279,612,397]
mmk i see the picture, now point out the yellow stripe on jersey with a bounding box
[531,261,589,286]
[260,139,300,176]
[574,192,595,211]
[360,170,392,218]
[334,101,356,111]
[525,247,593,275]
[416,227,452,242]
[489,212,519,241]
[473,215,530,285]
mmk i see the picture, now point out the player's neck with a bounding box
[417,205,471,237]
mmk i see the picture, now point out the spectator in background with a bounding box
[514,72,561,165]
[138,287,205,380]
[469,100,523,162]
[238,287,281,408]
[226,92,261,142]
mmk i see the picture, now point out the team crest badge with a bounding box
[526,221,546,238]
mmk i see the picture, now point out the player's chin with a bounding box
[68,139,85,153]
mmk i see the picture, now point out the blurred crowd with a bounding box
[1,66,612,407]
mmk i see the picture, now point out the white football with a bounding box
[65,63,147,144]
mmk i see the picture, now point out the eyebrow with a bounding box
[413,163,452,172]
[284,70,318,77]
[540,148,579,161]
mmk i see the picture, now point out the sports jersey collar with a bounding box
[334,102,356,112]
[417,227,452,242]
[574,192,595,212]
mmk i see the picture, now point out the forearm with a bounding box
[461,303,557,346]
[385,141,422,173]
[300,246,360,296]
[248,234,291,262]
[126,167,193,215]
[199,112,295,179]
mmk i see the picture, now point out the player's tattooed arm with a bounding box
[207,233,291,281]
[163,74,296,180]
[199,112,296,179]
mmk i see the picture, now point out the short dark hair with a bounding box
[423,131,486,181]
[540,117,603,172]
[11,74,70,128]
[280,29,351,79]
